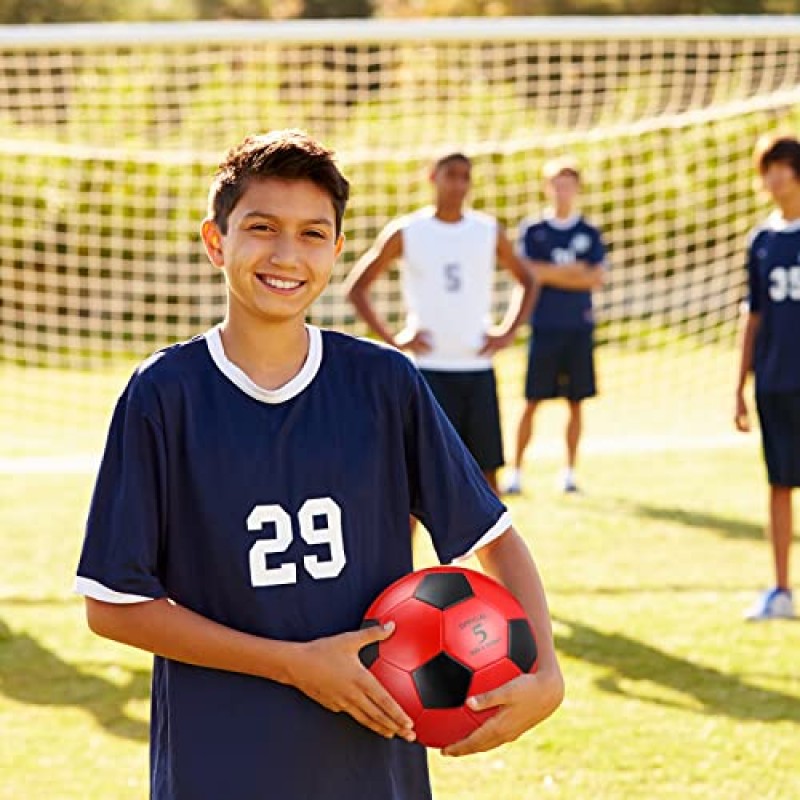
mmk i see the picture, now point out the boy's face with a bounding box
[202,177,343,325]
[545,172,580,208]
[761,161,800,206]
[431,159,471,207]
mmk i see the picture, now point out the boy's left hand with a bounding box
[441,667,564,757]
[479,329,515,356]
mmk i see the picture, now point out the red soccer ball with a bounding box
[359,566,538,749]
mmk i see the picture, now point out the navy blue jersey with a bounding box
[519,215,606,330]
[747,213,800,393]
[75,326,509,800]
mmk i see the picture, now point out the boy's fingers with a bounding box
[466,683,511,713]
[442,716,504,757]
[364,677,414,732]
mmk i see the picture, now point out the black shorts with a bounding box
[420,368,504,472]
[756,391,800,487]
[525,328,596,401]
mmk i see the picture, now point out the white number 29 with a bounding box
[247,498,346,587]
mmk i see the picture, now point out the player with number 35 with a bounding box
[74,130,563,800]
[735,134,800,621]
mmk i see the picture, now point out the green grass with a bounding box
[2,443,799,799]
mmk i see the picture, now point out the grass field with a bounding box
[2,347,798,799]
[0,340,800,800]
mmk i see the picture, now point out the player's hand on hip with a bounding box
[292,622,416,742]
[734,391,751,432]
[441,667,564,757]
[479,329,514,356]
[395,327,433,355]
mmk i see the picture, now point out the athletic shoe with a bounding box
[559,471,580,494]
[744,587,796,621]
[503,476,522,496]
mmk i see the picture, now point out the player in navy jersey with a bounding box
[504,158,607,496]
[74,130,563,800]
[735,134,800,621]
[344,152,536,496]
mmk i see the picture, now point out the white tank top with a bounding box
[400,207,497,371]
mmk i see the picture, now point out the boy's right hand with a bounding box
[289,622,416,742]
[394,327,433,355]
[734,390,750,432]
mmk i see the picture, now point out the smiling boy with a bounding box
[74,130,563,799]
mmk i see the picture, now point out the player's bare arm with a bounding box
[529,259,605,291]
[345,226,432,354]
[478,227,538,356]
[85,596,415,742]
[442,527,564,757]
[735,310,761,432]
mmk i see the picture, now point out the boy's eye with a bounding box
[304,230,326,239]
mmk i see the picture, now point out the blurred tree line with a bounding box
[1,0,797,23]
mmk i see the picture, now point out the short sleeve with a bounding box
[746,236,761,313]
[518,220,544,260]
[402,368,510,564]
[74,376,168,603]
[588,227,607,267]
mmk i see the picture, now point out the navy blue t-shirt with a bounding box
[519,215,606,330]
[747,213,800,393]
[75,326,509,800]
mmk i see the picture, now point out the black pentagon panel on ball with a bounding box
[507,619,537,673]
[414,572,474,610]
[358,619,381,668]
[412,653,473,709]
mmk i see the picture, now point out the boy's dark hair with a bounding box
[431,151,472,173]
[755,134,800,178]
[208,129,350,235]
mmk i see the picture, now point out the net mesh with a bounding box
[2,19,799,462]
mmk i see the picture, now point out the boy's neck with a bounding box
[434,203,464,223]
[219,315,309,391]
[776,195,800,222]
[552,204,577,220]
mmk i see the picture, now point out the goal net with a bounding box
[2,17,799,466]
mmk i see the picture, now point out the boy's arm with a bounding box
[442,527,564,757]
[734,310,761,432]
[343,226,430,354]
[85,596,415,742]
[529,259,605,291]
[479,226,538,356]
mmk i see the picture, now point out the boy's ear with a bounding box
[201,218,225,267]
[334,233,345,258]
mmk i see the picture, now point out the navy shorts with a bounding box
[420,368,504,472]
[756,391,800,487]
[525,328,596,401]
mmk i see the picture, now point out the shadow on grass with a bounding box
[0,617,149,740]
[627,502,764,541]
[555,616,800,723]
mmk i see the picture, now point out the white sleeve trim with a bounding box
[74,576,158,604]
[451,511,513,563]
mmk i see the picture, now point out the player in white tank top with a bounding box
[344,152,536,494]
[400,206,497,371]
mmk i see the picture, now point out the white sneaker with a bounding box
[744,588,796,621]
[503,476,522,496]
[559,470,580,494]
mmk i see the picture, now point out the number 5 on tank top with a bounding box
[444,262,462,292]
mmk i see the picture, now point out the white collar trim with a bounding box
[204,324,323,404]
[543,209,582,230]
[766,209,800,233]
